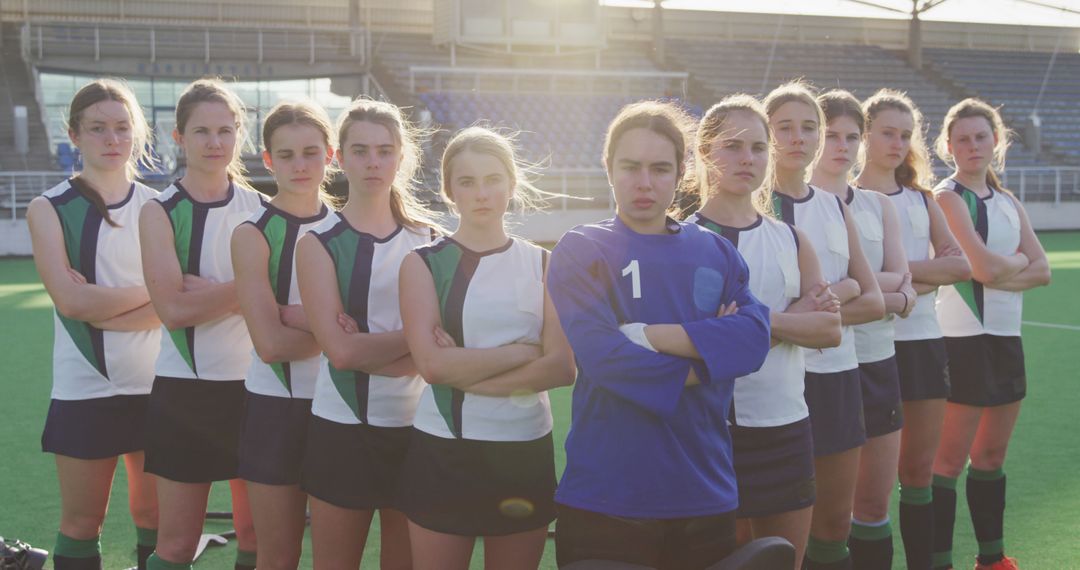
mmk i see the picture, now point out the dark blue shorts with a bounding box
[804,368,866,457]
[946,335,1026,407]
[302,415,412,511]
[895,338,951,401]
[143,376,246,483]
[858,356,904,438]
[238,391,312,486]
[731,418,816,519]
[41,395,150,460]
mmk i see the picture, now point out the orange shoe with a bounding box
[974,556,1018,570]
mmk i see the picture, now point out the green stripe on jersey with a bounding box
[263,214,289,299]
[421,243,465,435]
[955,188,984,321]
[51,192,107,376]
[320,227,365,418]
[164,197,197,373]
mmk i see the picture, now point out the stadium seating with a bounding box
[924,47,1080,164]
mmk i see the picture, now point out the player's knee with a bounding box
[853,496,889,523]
[129,504,159,529]
[898,460,934,487]
[59,512,106,538]
[816,512,853,542]
[969,447,1007,471]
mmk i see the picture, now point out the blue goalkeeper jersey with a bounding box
[548,216,771,518]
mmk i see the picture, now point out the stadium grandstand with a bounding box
[2,0,1080,253]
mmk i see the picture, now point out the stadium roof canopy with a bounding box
[603,0,1080,29]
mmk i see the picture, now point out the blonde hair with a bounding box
[262,100,339,207]
[862,88,934,194]
[175,78,251,185]
[935,98,1012,191]
[440,126,548,214]
[66,78,153,227]
[687,94,775,217]
[336,98,441,231]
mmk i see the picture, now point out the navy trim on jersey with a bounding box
[443,250,481,439]
[787,223,800,251]
[950,180,989,320]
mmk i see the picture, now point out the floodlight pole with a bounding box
[652,0,665,65]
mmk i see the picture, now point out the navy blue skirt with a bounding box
[238,391,312,486]
[858,356,904,438]
[804,368,867,457]
[42,395,150,460]
[731,418,816,519]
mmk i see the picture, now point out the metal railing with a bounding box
[408,66,689,98]
[0,171,70,221]
[21,21,366,66]
[1001,167,1080,204]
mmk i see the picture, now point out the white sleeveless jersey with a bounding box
[772,186,857,373]
[43,179,161,400]
[934,179,1024,337]
[307,214,430,427]
[847,187,896,363]
[887,187,942,341]
[412,237,553,441]
[688,212,808,427]
[152,181,263,380]
[241,202,329,399]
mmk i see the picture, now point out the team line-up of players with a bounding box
[28,76,1048,570]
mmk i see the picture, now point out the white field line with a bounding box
[1022,320,1080,331]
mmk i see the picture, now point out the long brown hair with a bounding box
[66,78,153,227]
[602,100,696,216]
[336,98,440,232]
[862,88,934,194]
[262,100,339,207]
[935,98,1012,191]
[686,94,775,216]
[175,78,251,186]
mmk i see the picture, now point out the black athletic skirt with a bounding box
[398,429,557,537]
[238,391,313,486]
[858,356,904,438]
[946,335,1026,407]
[41,394,150,460]
[301,415,413,511]
[731,418,816,519]
[895,338,951,401]
[804,368,867,457]
[143,376,246,483]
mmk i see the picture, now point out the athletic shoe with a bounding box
[0,536,48,570]
[974,556,1019,570]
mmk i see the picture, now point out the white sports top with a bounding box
[43,179,161,399]
[773,185,858,374]
[934,179,1024,337]
[152,181,263,380]
[847,186,896,363]
[688,212,808,427]
[412,236,554,441]
[888,186,943,341]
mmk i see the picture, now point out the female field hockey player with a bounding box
[295,99,436,570]
[138,78,262,570]
[764,81,885,570]
[856,89,972,570]
[231,101,333,569]
[686,94,842,569]
[930,99,1050,570]
[548,101,771,570]
[28,79,161,570]
[812,90,917,570]
[396,126,575,570]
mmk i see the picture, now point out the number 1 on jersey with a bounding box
[622,259,641,299]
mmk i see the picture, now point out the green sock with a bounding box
[146,553,192,570]
[135,527,157,570]
[235,548,257,570]
[932,474,959,570]
[849,518,893,570]
[54,532,101,559]
[806,535,850,563]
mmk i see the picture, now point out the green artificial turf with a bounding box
[1,231,1077,569]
